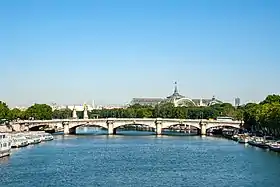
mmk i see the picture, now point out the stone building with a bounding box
[130,82,222,107]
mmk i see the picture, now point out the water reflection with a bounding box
[75,126,199,136]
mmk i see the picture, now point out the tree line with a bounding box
[242,94,280,136]
[1,94,280,135]
[0,102,242,121]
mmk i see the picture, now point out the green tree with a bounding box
[260,94,280,105]
[243,103,259,130]
[0,101,10,120]
[52,108,72,119]
[172,107,187,119]
[135,108,153,118]
[8,108,23,120]
[25,104,53,120]
[76,111,83,119]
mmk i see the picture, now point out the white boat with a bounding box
[36,132,54,141]
[44,133,54,141]
[11,133,29,148]
[25,134,41,144]
[0,133,12,158]
[42,133,54,141]
[248,137,269,149]
[237,135,249,144]
[269,141,280,153]
[232,134,239,141]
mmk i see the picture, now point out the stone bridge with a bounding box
[12,118,243,135]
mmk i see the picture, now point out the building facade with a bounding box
[130,98,164,106]
[235,98,241,107]
[130,82,223,107]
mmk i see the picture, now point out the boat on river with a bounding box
[35,132,54,141]
[248,137,269,149]
[231,134,239,141]
[11,133,29,148]
[24,133,41,145]
[237,135,249,144]
[0,133,11,158]
[269,141,280,153]
[43,133,53,141]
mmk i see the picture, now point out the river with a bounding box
[1,131,280,187]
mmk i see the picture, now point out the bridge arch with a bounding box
[206,123,241,130]
[29,124,49,131]
[161,122,201,129]
[113,122,156,130]
[68,122,108,134]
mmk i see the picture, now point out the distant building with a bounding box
[235,98,241,107]
[131,98,164,106]
[51,102,96,112]
[101,105,127,109]
[130,82,223,107]
[192,97,223,107]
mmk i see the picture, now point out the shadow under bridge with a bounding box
[114,123,156,135]
[162,123,200,135]
[71,123,108,135]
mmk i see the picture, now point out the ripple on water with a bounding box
[1,135,280,187]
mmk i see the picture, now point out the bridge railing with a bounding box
[13,118,243,124]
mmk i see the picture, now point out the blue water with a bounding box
[1,133,280,187]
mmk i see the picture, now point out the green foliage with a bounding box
[8,108,23,120]
[260,94,280,105]
[25,104,53,120]
[53,108,72,119]
[242,95,280,136]
[87,102,241,120]
[0,101,9,120]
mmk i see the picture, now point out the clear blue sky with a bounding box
[1,0,280,107]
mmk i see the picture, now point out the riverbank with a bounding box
[0,131,54,159]
[215,132,280,153]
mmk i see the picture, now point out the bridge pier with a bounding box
[155,120,162,135]
[108,127,117,135]
[24,125,29,132]
[64,123,70,134]
[200,123,206,135]
[107,122,116,135]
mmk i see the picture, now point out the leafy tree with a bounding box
[0,101,9,120]
[8,108,23,120]
[243,103,259,130]
[260,94,280,105]
[76,111,83,119]
[53,108,72,119]
[173,107,187,119]
[25,104,53,120]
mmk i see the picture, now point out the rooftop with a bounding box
[166,82,185,100]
